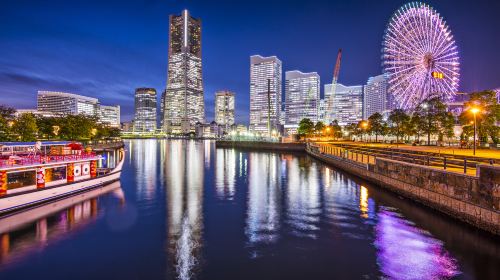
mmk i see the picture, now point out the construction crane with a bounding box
[328,49,342,123]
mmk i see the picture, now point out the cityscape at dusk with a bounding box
[0,1,499,280]
[1,0,499,122]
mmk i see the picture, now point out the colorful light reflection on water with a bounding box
[375,209,460,279]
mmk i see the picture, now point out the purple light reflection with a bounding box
[375,208,460,280]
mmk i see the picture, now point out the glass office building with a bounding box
[249,55,282,134]
[284,71,320,134]
[215,90,235,128]
[37,91,98,116]
[364,74,388,118]
[325,83,363,126]
[133,88,157,132]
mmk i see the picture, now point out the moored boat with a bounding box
[0,141,124,215]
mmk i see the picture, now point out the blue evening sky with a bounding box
[1,0,499,123]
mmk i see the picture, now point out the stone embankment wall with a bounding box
[306,144,500,235]
[215,141,306,152]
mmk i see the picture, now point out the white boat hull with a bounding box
[0,157,124,215]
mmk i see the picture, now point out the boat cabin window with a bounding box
[7,170,36,190]
[45,166,67,182]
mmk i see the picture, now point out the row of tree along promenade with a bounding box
[0,105,121,142]
[297,90,499,148]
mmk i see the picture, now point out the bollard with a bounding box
[443,158,447,170]
[464,159,467,174]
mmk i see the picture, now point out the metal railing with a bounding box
[311,143,494,176]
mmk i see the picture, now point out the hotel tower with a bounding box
[163,10,205,133]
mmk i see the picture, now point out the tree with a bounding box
[314,121,325,135]
[12,113,38,141]
[0,105,16,141]
[414,97,449,145]
[343,123,358,140]
[459,90,500,144]
[59,114,99,140]
[367,113,386,142]
[410,112,425,143]
[36,116,60,140]
[439,112,455,143]
[388,109,410,143]
[298,118,314,138]
[329,120,343,140]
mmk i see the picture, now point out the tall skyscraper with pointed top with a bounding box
[163,9,204,134]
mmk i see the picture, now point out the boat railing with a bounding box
[0,153,99,168]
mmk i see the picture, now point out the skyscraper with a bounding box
[249,55,282,134]
[326,83,363,126]
[163,9,204,134]
[284,71,320,134]
[215,90,235,128]
[364,74,388,118]
[133,88,157,132]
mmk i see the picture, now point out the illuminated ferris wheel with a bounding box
[382,2,460,109]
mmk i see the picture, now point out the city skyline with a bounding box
[1,0,499,124]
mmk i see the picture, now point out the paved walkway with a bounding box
[313,141,495,176]
[320,141,500,159]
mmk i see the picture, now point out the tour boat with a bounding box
[0,141,124,215]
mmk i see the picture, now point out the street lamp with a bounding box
[361,121,369,142]
[470,107,480,156]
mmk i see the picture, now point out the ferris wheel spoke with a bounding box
[386,22,422,56]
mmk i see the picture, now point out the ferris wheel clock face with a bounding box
[382,2,460,109]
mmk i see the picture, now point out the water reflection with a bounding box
[360,186,369,219]
[246,152,282,247]
[375,208,459,279]
[284,156,321,238]
[164,140,204,280]
[0,181,123,268]
[132,139,158,201]
[215,149,236,200]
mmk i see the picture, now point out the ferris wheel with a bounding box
[382,2,460,109]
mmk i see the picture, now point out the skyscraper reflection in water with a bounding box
[245,152,282,252]
[164,140,204,280]
[284,156,321,239]
[132,139,158,202]
[215,149,236,200]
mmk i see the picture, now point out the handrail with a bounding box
[313,143,495,175]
